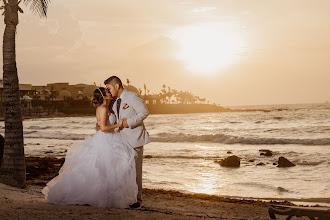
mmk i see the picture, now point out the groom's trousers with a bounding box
[134,146,143,203]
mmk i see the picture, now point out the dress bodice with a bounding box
[98,114,116,126]
[109,113,116,125]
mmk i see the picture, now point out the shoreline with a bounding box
[0,183,279,220]
[24,156,327,207]
[0,156,327,219]
[0,108,272,121]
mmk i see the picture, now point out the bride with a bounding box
[42,87,138,208]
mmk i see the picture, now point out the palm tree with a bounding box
[138,88,142,95]
[172,89,178,103]
[143,84,147,95]
[126,79,130,86]
[0,0,50,188]
[167,86,173,104]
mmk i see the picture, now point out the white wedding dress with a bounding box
[42,114,138,208]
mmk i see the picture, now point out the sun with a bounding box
[171,22,246,74]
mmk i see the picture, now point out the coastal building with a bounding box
[142,94,160,105]
[0,80,168,106]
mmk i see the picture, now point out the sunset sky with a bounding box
[1,0,329,106]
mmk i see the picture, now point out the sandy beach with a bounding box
[0,183,289,220]
[0,157,299,220]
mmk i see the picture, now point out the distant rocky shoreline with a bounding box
[0,104,278,121]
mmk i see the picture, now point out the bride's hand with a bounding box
[118,119,124,127]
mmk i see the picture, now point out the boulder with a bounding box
[219,155,240,167]
[227,151,232,154]
[277,156,296,167]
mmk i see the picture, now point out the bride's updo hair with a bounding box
[92,87,107,105]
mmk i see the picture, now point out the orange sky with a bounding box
[1,0,329,106]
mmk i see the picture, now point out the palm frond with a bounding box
[23,0,50,18]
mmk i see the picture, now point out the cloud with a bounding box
[192,7,216,13]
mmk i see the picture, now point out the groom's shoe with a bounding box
[129,202,141,209]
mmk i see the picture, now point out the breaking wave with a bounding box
[150,132,330,145]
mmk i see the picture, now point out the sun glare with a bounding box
[171,22,246,74]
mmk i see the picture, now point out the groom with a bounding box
[104,76,150,208]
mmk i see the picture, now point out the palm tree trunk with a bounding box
[0,1,26,188]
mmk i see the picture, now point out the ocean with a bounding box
[1,103,329,206]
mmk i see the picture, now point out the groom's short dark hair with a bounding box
[104,76,123,88]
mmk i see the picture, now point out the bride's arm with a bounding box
[98,107,122,132]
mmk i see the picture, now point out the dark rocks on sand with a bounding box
[277,156,296,167]
[219,155,240,167]
[227,151,232,154]
[0,134,4,165]
[256,162,265,166]
[249,159,255,163]
[144,155,153,159]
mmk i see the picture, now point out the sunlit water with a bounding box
[0,103,329,205]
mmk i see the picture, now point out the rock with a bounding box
[219,155,240,167]
[0,134,4,165]
[265,151,273,156]
[273,163,277,166]
[277,156,296,167]
[249,159,255,162]
[227,151,232,154]
[144,155,153,159]
[259,149,273,156]
[257,162,265,166]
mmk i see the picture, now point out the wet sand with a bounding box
[0,157,299,219]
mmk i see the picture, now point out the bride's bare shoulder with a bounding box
[96,105,107,114]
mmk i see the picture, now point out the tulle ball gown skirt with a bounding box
[42,131,138,208]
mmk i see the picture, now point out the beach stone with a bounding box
[265,151,273,156]
[277,156,296,167]
[259,149,273,156]
[144,155,153,159]
[219,155,240,167]
[227,151,232,154]
[249,159,255,162]
[257,162,265,166]
[0,134,4,166]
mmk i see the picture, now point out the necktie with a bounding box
[116,98,121,118]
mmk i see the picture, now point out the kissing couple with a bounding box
[42,76,150,209]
